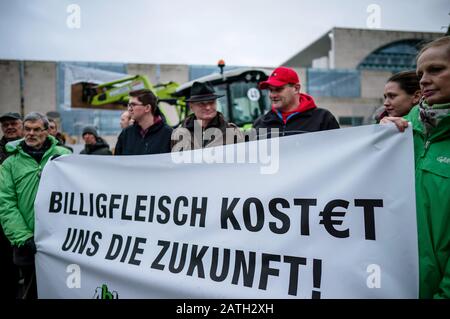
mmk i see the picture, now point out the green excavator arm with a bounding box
[71,75,185,126]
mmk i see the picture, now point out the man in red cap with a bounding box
[254,67,339,137]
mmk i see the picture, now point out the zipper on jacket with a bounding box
[421,139,431,158]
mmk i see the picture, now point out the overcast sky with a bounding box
[0,0,448,67]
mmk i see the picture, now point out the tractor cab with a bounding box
[174,67,272,128]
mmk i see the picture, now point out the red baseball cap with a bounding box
[259,67,300,89]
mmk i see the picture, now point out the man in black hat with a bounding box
[172,81,243,151]
[0,112,23,164]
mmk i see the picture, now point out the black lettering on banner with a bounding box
[105,234,123,260]
[191,197,207,227]
[63,192,69,214]
[151,240,170,270]
[79,193,88,216]
[157,196,171,224]
[86,231,102,256]
[49,191,62,213]
[61,227,101,256]
[312,259,322,299]
[109,194,121,219]
[147,196,155,222]
[174,196,188,225]
[169,242,188,273]
[210,247,230,282]
[62,227,77,251]
[232,250,256,287]
[72,229,90,254]
[319,199,349,238]
[89,193,94,216]
[119,236,132,263]
[134,195,147,222]
[259,253,281,290]
[354,199,383,240]
[283,255,307,296]
[69,192,77,215]
[96,193,108,218]
[221,198,241,230]
[104,234,146,265]
[243,198,264,232]
[128,237,146,266]
[121,195,132,220]
[187,244,208,278]
[293,198,317,235]
[268,198,290,234]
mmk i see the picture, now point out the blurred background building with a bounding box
[0,27,444,146]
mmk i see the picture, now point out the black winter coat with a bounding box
[80,137,112,155]
[115,121,172,155]
[253,107,340,138]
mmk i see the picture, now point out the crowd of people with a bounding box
[0,35,449,299]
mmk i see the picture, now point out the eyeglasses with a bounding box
[24,126,46,133]
[127,102,145,108]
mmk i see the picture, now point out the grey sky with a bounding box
[0,0,448,67]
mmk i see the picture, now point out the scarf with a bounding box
[418,97,450,136]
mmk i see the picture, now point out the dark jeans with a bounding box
[18,265,37,299]
[13,238,37,299]
[0,228,19,299]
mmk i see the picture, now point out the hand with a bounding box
[380,116,409,132]
[13,237,37,266]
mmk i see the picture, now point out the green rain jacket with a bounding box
[0,136,71,246]
[404,104,450,298]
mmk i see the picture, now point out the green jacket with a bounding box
[405,104,450,298]
[0,136,71,246]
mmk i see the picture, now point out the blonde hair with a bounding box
[417,36,450,60]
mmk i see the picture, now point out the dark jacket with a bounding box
[253,107,340,138]
[115,120,172,155]
[0,137,10,164]
[80,137,112,155]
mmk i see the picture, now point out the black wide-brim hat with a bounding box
[186,81,224,102]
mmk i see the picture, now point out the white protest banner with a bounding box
[34,124,418,298]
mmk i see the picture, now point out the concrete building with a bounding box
[282,27,443,125]
[0,27,445,146]
[0,61,192,148]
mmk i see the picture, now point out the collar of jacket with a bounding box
[6,135,59,154]
[262,107,316,125]
[183,112,227,132]
[132,119,165,137]
[20,138,52,162]
[271,93,317,124]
